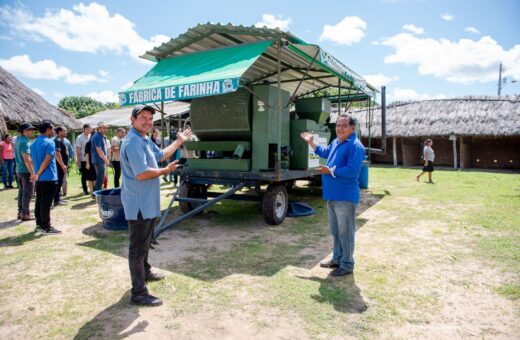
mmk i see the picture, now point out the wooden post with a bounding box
[452,136,458,169]
[393,137,397,166]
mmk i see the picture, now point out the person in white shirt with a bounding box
[111,128,125,187]
[75,124,92,195]
[416,139,435,183]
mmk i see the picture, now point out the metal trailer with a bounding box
[118,24,383,241]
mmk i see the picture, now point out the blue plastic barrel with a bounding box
[93,188,128,230]
[359,158,370,189]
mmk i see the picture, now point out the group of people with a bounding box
[3,109,422,308]
[75,123,127,196]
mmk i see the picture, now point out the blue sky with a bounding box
[0,0,519,105]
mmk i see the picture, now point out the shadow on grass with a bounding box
[78,188,386,287]
[71,200,97,210]
[74,291,144,339]
[0,219,23,230]
[299,273,368,314]
[0,231,43,247]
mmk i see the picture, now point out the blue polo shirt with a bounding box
[120,127,164,220]
[315,133,365,203]
[91,132,106,165]
[30,135,57,182]
[14,135,31,174]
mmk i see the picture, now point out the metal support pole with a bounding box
[393,137,397,166]
[160,101,165,147]
[337,79,341,116]
[498,62,503,96]
[275,40,282,173]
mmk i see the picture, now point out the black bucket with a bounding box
[93,188,128,230]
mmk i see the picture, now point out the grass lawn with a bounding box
[0,167,518,339]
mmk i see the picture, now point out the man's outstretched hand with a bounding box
[300,132,314,144]
[177,128,193,144]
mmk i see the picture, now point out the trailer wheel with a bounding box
[179,183,207,214]
[262,184,288,225]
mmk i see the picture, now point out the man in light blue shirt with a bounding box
[301,115,365,276]
[120,104,191,306]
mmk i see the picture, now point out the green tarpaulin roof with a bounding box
[119,40,273,106]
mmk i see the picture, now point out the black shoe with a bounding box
[146,271,165,282]
[331,267,353,277]
[320,260,340,268]
[131,294,163,306]
[83,191,89,195]
[41,226,62,234]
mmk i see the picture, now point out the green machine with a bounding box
[118,24,379,239]
[187,88,331,172]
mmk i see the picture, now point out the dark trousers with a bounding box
[112,161,121,188]
[54,167,65,204]
[17,172,34,215]
[128,213,156,296]
[80,161,88,193]
[35,181,56,229]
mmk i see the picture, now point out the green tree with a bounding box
[57,96,118,118]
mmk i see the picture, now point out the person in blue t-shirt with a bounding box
[90,122,110,194]
[301,115,365,276]
[30,120,61,234]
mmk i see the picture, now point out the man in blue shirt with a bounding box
[91,122,109,194]
[121,104,191,306]
[301,115,365,276]
[30,120,61,234]
[14,123,36,221]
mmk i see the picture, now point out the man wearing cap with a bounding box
[14,123,36,221]
[121,104,191,306]
[30,120,61,234]
[91,122,109,194]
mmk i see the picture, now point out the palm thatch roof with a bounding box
[350,96,520,138]
[0,66,82,135]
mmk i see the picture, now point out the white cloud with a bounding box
[465,26,480,35]
[319,16,367,45]
[255,14,291,31]
[388,87,446,102]
[362,73,399,88]
[380,33,520,84]
[0,54,103,84]
[31,87,44,96]
[0,3,171,61]
[86,90,118,103]
[440,13,455,21]
[99,70,109,77]
[402,24,424,35]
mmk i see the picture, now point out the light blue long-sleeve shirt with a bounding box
[314,133,365,203]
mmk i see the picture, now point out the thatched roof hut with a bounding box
[0,66,82,135]
[351,96,520,138]
[348,96,520,169]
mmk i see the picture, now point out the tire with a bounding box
[179,182,207,214]
[262,184,289,225]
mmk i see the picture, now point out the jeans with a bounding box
[93,163,105,192]
[54,167,65,204]
[35,181,56,229]
[1,159,14,187]
[17,172,34,215]
[327,200,357,271]
[112,161,121,188]
[128,213,156,296]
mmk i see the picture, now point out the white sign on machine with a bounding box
[308,134,328,168]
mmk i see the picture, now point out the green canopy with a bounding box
[119,40,273,106]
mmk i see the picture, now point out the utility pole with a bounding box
[497,62,503,96]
